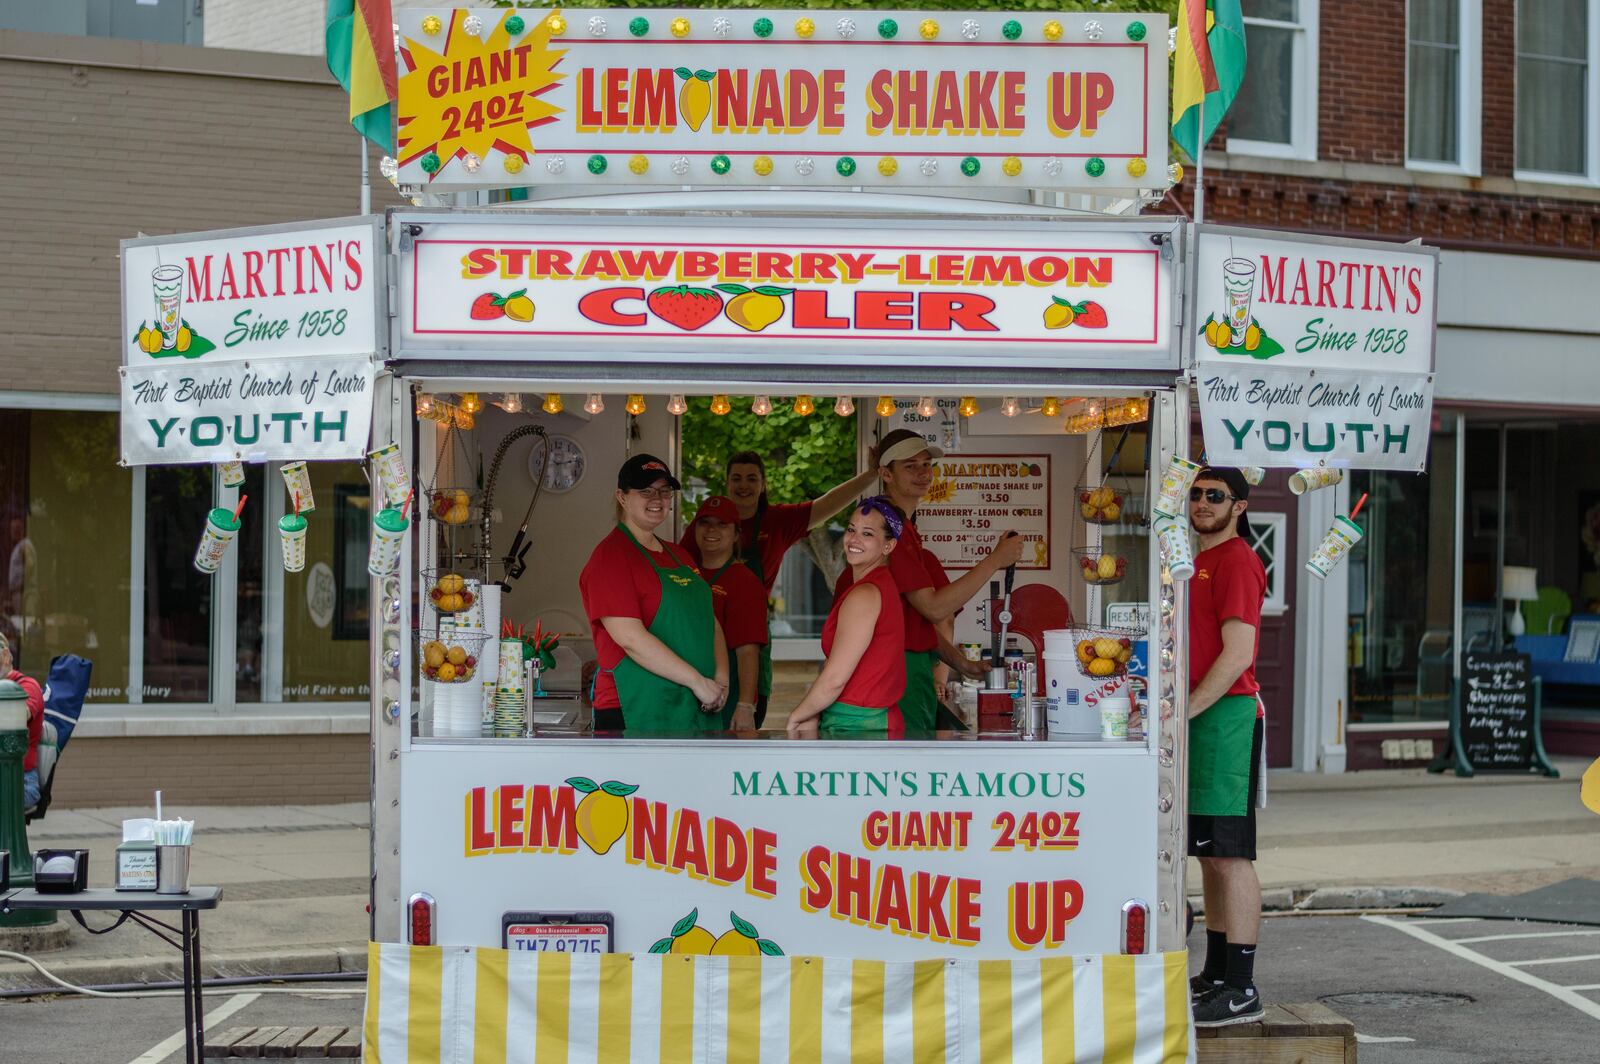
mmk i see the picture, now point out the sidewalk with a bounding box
[1,759,1595,990]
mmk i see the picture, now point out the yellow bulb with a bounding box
[1002,156,1022,178]
[1169,162,1185,185]
[628,154,649,175]
[503,155,525,174]
[795,17,815,38]
[421,14,442,35]
[542,393,563,415]
[625,394,646,415]
[1044,20,1063,41]
[670,17,690,37]
[920,18,939,39]
[710,394,732,416]
[1041,396,1061,418]
[459,392,483,414]
[878,156,898,177]
[1127,158,1148,178]
[958,396,979,418]
[415,394,434,415]
[455,410,475,430]
[793,395,815,416]
[545,14,566,35]
[876,396,896,417]
[753,156,774,177]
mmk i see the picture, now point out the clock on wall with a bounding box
[527,433,586,493]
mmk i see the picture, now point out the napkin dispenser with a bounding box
[33,849,89,893]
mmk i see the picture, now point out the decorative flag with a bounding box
[325,0,397,154]
[1172,0,1248,164]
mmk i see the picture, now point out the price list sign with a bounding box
[918,454,1052,572]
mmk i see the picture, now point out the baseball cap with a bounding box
[878,428,944,466]
[617,453,682,491]
[1195,466,1252,535]
[691,495,740,526]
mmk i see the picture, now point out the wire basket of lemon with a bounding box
[426,487,478,527]
[1065,626,1143,679]
[417,630,486,684]
[1073,547,1128,586]
[424,569,478,614]
[1076,483,1142,526]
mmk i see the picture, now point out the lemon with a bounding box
[1097,555,1118,580]
[1080,502,1097,520]
[570,779,637,855]
[423,641,446,668]
[1245,324,1262,352]
[1582,757,1600,815]
[437,662,457,682]
[446,645,467,666]
[672,926,716,954]
[725,292,786,332]
[504,295,535,322]
[175,326,192,353]
[1076,640,1096,665]
[1102,502,1121,521]
[1088,657,1116,677]
[1043,301,1075,330]
[1093,638,1122,659]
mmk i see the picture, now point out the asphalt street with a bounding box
[4,913,1600,1062]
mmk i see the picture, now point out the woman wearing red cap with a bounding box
[787,497,907,738]
[579,454,728,734]
[689,496,769,731]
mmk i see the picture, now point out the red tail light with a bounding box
[408,892,436,946]
[1121,899,1149,955]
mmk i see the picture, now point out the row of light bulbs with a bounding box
[416,392,1148,426]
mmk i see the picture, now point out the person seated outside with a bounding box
[0,633,44,809]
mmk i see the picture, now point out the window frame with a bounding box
[1244,511,1290,617]
[1406,0,1483,176]
[1226,0,1321,163]
[1513,0,1600,186]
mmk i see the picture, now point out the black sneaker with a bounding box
[1189,974,1224,1002]
[1192,985,1263,1027]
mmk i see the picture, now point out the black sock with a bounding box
[1224,942,1257,992]
[1202,929,1227,982]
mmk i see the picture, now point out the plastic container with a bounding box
[1099,695,1132,740]
[278,513,307,573]
[368,507,408,576]
[1306,515,1364,578]
[193,507,241,574]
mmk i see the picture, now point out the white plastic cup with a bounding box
[1289,467,1344,495]
[279,513,307,573]
[1155,516,1195,580]
[1306,515,1364,579]
[1153,456,1202,519]
[281,461,316,514]
[367,507,408,576]
[1240,466,1266,486]
[1099,695,1132,740]
[368,444,410,509]
[193,507,241,574]
[218,460,245,488]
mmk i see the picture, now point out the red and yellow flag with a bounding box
[325,0,397,154]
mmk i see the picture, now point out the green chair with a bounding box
[1521,586,1572,636]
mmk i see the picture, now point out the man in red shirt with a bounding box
[1184,467,1269,1027]
[689,496,770,731]
[1,633,45,810]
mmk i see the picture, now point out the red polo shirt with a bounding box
[579,528,704,710]
[1189,535,1266,699]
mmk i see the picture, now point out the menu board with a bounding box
[918,454,1051,571]
[1461,653,1533,771]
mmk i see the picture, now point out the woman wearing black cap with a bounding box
[579,454,728,734]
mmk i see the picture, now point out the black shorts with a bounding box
[1187,716,1263,860]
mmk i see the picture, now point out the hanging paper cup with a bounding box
[1154,514,1195,580]
[281,462,316,513]
[1289,466,1343,495]
[1153,457,1201,519]
[217,460,246,488]
[1240,466,1266,486]
[368,444,410,509]
[278,513,307,573]
[368,507,408,576]
[1306,515,1364,579]
[193,507,241,574]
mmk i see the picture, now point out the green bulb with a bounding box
[878,18,898,39]
[420,153,441,174]
[1085,157,1106,177]
[628,16,649,37]
[711,155,732,174]
[587,154,608,175]
[504,15,525,35]
[1126,21,1147,42]
[836,156,857,177]
[1002,20,1023,40]
[960,156,980,177]
[753,17,773,38]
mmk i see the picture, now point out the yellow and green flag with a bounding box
[1172,0,1248,164]
[325,0,397,154]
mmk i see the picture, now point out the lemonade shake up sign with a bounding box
[119,218,383,464]
[394,8,1169,190]
[1192,226,1439,472]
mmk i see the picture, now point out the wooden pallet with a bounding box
[1196,1002,1357,1064]
[203,1025,361,1059]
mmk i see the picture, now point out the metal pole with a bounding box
[1194,96,1206,224]
[1452,413,1465,686]
[360,138,372,216]
[1494,423,1506,646]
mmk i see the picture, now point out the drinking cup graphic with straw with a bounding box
[1306,493,1368,579]
[194,495,247,574]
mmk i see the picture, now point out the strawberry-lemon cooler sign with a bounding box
[395,8,1168,190]
[399,217,1178,369]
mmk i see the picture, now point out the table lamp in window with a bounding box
[1503,566,1538,638]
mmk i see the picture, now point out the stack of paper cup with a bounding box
[499,638,527,694]
[492,687,526,737]
[1153,457,1202,519]
[1289,466,1343,495]
[1306,515,1364,578]
[1154,515,1195,580]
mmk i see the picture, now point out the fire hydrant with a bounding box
[0,677,51,925]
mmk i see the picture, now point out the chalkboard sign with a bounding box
[1461,653,1533,771]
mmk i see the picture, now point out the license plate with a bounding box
[505,923,609,954]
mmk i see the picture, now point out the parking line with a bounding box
[1567,984,1600,991]
[126,992,259,1064]
[1365,917,1600,1022]
[1507,954,1600,968]
[1454,930,1600,945]
[1410,918,1483,926]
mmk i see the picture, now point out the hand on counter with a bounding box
[787,716,819,740]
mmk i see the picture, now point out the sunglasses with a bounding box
[1190,488,1237,504]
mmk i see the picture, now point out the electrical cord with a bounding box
[0,950,365,999]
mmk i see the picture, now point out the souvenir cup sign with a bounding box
[395,8,1169,191]
[1192,226,1439,472]
[398,216,1179,370]
[119,218,384,465]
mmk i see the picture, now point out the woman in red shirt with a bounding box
[689,495,769,731]
[787,497,907,738]
[579,455,728,734]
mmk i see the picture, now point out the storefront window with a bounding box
[278,460,370,701]
[0,410,132,701]
[1347,429,1459,722]
[143,465,213,702]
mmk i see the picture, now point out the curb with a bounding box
[0,945,368,994]
[1189,886,1465,917]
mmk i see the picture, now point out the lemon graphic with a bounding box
[1043,297,1076,330]
[650,909,785,958]
[503,292,535,322]
[675,68,715,131]
[714,284,791,332]
[711,929,761,956]
[567,777,638,855]
[673,926,716,954]
[1583,757,1600,815]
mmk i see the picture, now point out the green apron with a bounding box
[820,701,890,737]
[1188,694,1258,816]
[897,650,939,737]
[706,559,746,729]
[741,507,775,700]
[610,525,720,735]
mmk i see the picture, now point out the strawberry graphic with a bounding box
[471,292,508,321]
[1071,300,1108,328]
[647,285,723,331]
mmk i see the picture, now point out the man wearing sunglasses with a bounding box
[1185,467,1269,1027]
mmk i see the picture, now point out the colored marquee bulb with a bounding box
[1001,396,1021,418]
[795,17,815,38]
[459,392,483,414]
[878,19,898,39]
[421,15,442,35]
[1043,20,1063,41]
[751,395,772,416]
[1086,157,1106,177]
[917,396,937,418]
[1002,20,1023,40]
[711,155,732,175]
[710,394,732,416]
[667,394,688,416]
[1002,156,1022,177]
[625,394,647,416]
[670,17,690,38]
[542,393,563,415]
[503,155,525,175]
[792,395,816,416]
[584,393,605,415]
[1040,397,1061,418]
[420,153,442,174]
[834,396,855,417]
[754,156,774,176]
[1127,158,1149,179]
[1126,21,1147,41]
[753,17,774,38]
[628,17,649,37]
[878,157,898,177]
[920,19,939,39]
[628,155,649,175]
[960,156,981,177]
[876,396,897,417]
[587,155,608,175]
[958,396,979,418]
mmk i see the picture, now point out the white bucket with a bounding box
[1042,652,1100,740]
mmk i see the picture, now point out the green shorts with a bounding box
[1188,694,1259,817]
